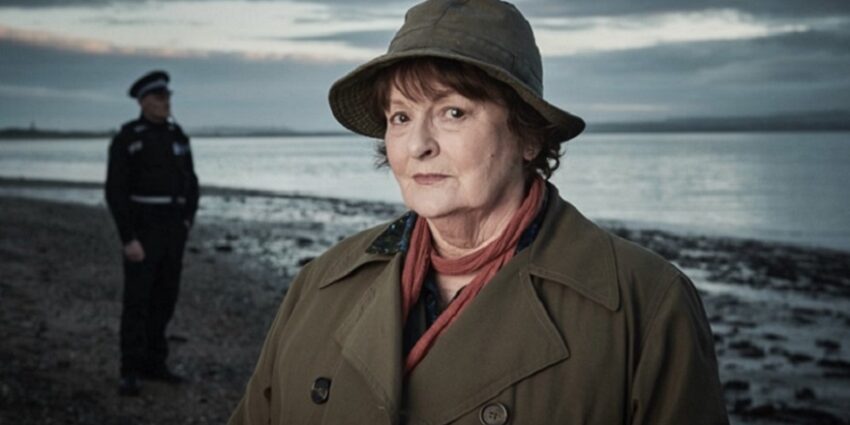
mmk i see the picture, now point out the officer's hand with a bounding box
[123,239,145,262]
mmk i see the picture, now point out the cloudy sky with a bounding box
[1,0,848,131]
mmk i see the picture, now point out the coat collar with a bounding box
[320,183,620,311]
[318,184,621,423]
[527,184,621,311]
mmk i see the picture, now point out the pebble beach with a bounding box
[1,179,848,424]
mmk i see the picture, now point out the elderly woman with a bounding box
[229,0,728,424]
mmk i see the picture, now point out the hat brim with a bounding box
[329,48,585,144]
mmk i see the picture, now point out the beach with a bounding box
[1,185,849,424]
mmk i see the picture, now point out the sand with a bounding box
[1,185,848,424]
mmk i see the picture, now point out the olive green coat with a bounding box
[228,187,728,424]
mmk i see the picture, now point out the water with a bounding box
[1,132,848,251]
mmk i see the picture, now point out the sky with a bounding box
[0,0,848,131]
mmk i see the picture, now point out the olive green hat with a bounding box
[328,0,585,143]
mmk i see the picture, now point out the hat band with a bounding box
[136,79,169,99]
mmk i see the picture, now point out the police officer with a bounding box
[105,70,199,396]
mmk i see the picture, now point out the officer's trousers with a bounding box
[120,204,188,376]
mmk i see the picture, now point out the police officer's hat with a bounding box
[128,70,171,99]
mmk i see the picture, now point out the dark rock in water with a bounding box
[765,260,798,281]
[762,362,781,371]
[742,403,775,418]
[297,257,314,267]
[296,237,314,248]
[723,380,750,391]
[786,352,814,365]
[727,320,757,328]
[731,397,752,413]
[791,313,816,326]
[729,340,766,358]
[738,403,845,424]
[214,244,233,253]
[817,358,850,371]
[771,346,815,364]
[763,332,787,341]
[815,339,841,353]
[823,371,850,380]
[225,233,239,241]
[167,334,188,343]
[795,387,816,401]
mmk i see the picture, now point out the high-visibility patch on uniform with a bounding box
[172,142,190,156]
[128,140,143,155]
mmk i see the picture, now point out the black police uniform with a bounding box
[105,72,199,380]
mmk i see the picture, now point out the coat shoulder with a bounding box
[169,121,189,139]
[607,230,684,284]
[297,218,397,289]
[603,228,704,338]
[113,119,146,142]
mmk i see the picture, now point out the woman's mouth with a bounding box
[412,173,448,185]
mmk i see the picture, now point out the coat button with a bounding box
[479,402,509,425]
[310,377,332,404]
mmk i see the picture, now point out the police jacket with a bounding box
[105,115,200,244]
[228,184,728,425]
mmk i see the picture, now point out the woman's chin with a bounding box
[403,197,458,220]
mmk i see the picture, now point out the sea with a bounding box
[1,131,849,251]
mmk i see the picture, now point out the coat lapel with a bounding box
[403,249,570,425]
[332,253,405,418]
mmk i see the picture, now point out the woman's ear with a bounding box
[523,143,541,162]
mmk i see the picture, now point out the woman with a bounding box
[229,0,728,424]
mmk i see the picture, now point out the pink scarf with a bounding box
[401,177,544,373]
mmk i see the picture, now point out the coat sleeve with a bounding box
[227,262,314,425]
[105,130,135,244]
[178,127,200,224]
[629,273,729,425]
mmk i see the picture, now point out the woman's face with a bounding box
[384,83,532,220]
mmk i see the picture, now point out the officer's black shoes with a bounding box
[118,374,141,397]
[140,366,185,384]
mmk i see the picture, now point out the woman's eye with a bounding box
[446,108,465,119]
[388,112,409,125]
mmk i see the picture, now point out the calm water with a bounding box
[1,132,848,251]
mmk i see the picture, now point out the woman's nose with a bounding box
[409,118,438,159]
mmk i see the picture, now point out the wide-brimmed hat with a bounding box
[328,0,585,144]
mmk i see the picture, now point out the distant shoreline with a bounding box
[3,110,850,140]
[3,127,850,141]
[0,128,352,140]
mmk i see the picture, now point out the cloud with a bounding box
[282,29,394,49]
[0,0,112,7]
[3,0,849,19]
[3,1,840,62]
[0,25,215,58]
[0,38,354,130]
[515,0,850,19]
[541,26,850,122]
[0,84,116,102]
[0,1,402,62]
[1,1,848,129]
[533,9,810,56]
